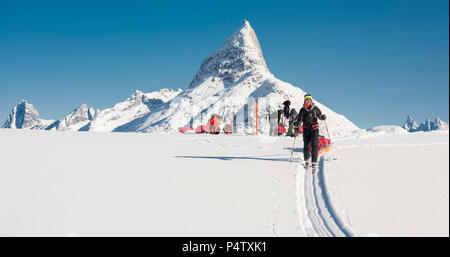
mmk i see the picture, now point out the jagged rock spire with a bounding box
[403,115,418,131]
[2,99,40,129]
[189,20,269,88]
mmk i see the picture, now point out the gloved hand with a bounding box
[320,114,327,120]
[294,125,303,135]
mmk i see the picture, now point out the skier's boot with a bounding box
[311,162,318,174]
[303,160,310,169]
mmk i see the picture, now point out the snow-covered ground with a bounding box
[0,128,448,236]
[329,130,449,236]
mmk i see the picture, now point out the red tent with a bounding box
[178,127,193,133]
[223,124,233,134]
[209,114,222,134]
[195,125,210,133]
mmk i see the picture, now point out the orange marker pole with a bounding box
[252,101,255,135]
[256,100,258,135]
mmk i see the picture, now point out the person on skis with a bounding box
[268,101,291,136]
[277,100,291,135]
[286,108,298,136]
[282,100,291,123]
[296,94,327,172]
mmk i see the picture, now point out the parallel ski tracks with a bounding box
[295,157,355,237]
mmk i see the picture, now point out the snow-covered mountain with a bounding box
[402,115,419,131]
[2,21,358,135]
[402,116,448,132]
[114,20,359,136]
[431,117,449,131]
[418,118,434,132]
[46,104,97,131]
[2,99,54,129]
[2,88,182,132]
[81,88,182,132]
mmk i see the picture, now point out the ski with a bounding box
[301,160,317,174]
[311,165,317,174]
[302,160,310,170]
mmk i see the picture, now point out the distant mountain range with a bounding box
[402,115,448,132]
[2,88,182,132]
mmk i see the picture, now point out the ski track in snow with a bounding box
[295,156,355,237]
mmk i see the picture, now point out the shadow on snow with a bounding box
[174,155,293,162]
[283,147,304,153]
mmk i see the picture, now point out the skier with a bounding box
[281,100,291,128]
[296,94,326,173]
[269,101,290,136]
[286,108,298,136]
[282,100,291,122]
[273,100,290,135]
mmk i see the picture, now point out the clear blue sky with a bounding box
[0,0,448,129]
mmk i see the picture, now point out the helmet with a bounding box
[303,94,313,108]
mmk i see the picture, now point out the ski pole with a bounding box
[324,120,332,143]
[290,135,297,162]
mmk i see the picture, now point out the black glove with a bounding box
[320,114,327,120]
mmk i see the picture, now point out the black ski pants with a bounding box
[303,128,319,163]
